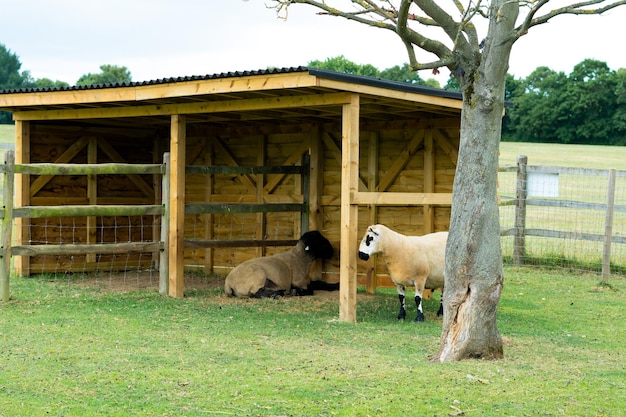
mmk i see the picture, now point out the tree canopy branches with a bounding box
[272,0,626,74]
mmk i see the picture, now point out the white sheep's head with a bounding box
[358,225,381,261]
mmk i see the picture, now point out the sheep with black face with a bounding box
[224,231,336,298]
[358,224,447,322]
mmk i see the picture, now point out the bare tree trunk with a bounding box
[433,0,517,362]
[434,99,505,361]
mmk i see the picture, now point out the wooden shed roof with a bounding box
[0,67,462,127]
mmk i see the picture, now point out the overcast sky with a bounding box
[1,0,625,86]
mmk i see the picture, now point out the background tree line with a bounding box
[1,43,625,146]
[0,43,131,123]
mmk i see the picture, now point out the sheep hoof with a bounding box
[414,313,425,322]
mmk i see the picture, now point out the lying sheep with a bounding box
[358,224,447,322]
[224,230,336,298]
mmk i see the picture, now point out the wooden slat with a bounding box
[184,239,297,249]
[263,140,310,194]
[29,136,90,196]
[212,137,256,191]
[353,192,452,206]
[13,205,163,218]
[184,203,304,215]
[185,165,303,175]
[423,129,434,233]
[86,137,97,263]
[322,132,368,192]
[376,130,424,192]
[17,163,164,175]
[12,242,163,257]
[434,129,459,166]
[97,138,155,199]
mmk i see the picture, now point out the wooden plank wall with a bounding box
[21,120,458,286]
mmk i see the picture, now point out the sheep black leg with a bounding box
[397,293,407,321]
[437,289,444,317]
[252,288,286,298]
[414,295,425,322]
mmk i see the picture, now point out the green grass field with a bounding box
[1,268,624,416]
[0,124,13,144]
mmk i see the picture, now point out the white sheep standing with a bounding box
[224,230,336,298]
[358,224,448,322]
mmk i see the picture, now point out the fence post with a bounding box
[601,169,616,284]
[159,153,170,295]
[513,155,528,265]
[1,151,15,302]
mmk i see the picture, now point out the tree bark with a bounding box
[433,0,518,362]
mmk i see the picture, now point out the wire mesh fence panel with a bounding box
[499,161,626,277]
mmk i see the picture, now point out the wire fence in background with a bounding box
[499,156,626,280]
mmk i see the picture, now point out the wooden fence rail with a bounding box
[0,150,311,301]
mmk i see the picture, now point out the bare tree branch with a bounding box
[515,0,626,39]
[270,0,456,71]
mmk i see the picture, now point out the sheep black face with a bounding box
[300,231,334,260]
[358,226,380,261]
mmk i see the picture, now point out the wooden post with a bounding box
[300,153,310,234]
[152,138,164,269]
[423,129,434,234]
[513,155,528,265]
[168,115,186,297]
[339,94,360,322]
[308,126,324,281]
[601,169,616,284]
[160,153,170,295]
[256,136,266,258]
[203,139,214,274]
[1,151,14,302]
[86,137,97,263]
[14,121,30,276]
[365,131,378,294]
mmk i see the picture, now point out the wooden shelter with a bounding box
[0,67,462,321]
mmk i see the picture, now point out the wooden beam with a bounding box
[13,92,353,121]
[308,125,323,232]
[308,125,324,281]
[168,115,186,298]
[1,73,319,107]
[256,135,266,258]
[423,129,434,233]
[12,241,163,257]
[322,132,367,192]
[263,140,310,194]
[376,130,424,192]
[316,78,463,110]
[86,137,97,263]
[97,138,155,199]
[353,192,452,206]
[339,94,360,323]
[29,136,90,196]
[203,141,214,274]
[212,137,256,191]
[434,129,459,166]
[366,131,379,294]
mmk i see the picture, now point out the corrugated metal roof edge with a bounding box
[307,68,462,101]
[0,67,310,95]
[0,66,463,101]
